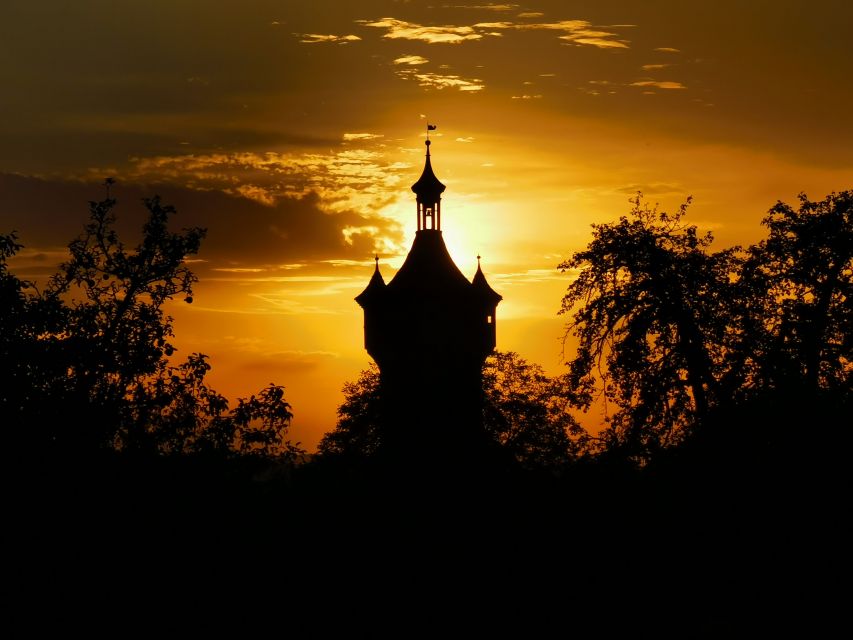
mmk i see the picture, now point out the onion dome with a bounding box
[411,139,446,204]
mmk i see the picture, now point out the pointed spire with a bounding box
[355,254,387,305]
[472,254,503,304]
[411,139,446,202]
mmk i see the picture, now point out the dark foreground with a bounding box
[9,439,847,638]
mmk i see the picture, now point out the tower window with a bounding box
[487,315,493,324]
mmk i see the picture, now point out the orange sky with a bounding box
[1,1,851,449]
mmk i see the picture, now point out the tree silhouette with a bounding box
[739,190,853,395]
[318,351,588,471]
[558,195,739,462]
[316,363,383,460]
[558,189,852,465]
[1,195,301,461]
[482,351,589,471]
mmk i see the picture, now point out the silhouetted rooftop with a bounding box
[411,140,446,203]
[472,260,503,305]
[355,256,386,305]
[386,229,471,297]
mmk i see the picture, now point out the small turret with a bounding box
[472,255,502,352]
[355,255,386,305]
[411,139,446,231]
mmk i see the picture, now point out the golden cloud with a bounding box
[359,18,483,44]
[630,80,687,89]
[446,4,519,10]
[395,69,485,91]
[361,16,629,49]
[393,55,430,65]
[297,33,361,44]
[125,147,412,215]
[343,133,384,141]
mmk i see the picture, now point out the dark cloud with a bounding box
[0,173,402,275]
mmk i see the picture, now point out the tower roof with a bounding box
[387,230,471,297]
[472,256,503,305]
[410,139,446,203]
[355,255,386,305]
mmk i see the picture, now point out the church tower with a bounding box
[355,134,502,462]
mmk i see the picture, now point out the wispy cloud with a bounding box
[297,33,361,44]
[515,20,629,49]
[359,18,484,44]
[343,132,384,141]
[564,36,628,49]
[456,136,475,142]
[360,17,629,49]
[641,63,671,70]
[654,47,680,53]
[124,147,412,216]
[630,80,686,89]
[517,12,544,18]
[511,94,542,99]
[395,69,485,91]
[445,3,519,10]
[393,54,429,65]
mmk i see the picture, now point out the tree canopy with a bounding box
[1,194,301,462]
[318,351,588,472]
[558,190,852,464]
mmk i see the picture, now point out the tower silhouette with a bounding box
[356,136,502,464]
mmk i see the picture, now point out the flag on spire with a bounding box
[427,124,437,130]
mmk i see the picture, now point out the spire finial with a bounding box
[375,253,379,265]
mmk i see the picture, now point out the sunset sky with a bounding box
[2,1,851,449]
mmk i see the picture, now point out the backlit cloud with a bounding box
[359,18,484,44]
[562,35,628,49]
[343,133,384,141]
[641,63,671,70]
[297,33,361,44]
[0,173,405,274]
[361,17,629,49]
[123,147,412,217]
[630,80,687,89]
[445,4,518,10]
[393,55,429,65]
[515,20,629,48]
[395,69,485,92]
[654,47,680,53]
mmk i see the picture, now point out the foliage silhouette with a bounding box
[738,190,853,395]
[318,351,588,472]
[1,194,301,462]
[558,190,852,465]
[558,195,739,461]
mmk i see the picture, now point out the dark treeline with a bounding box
[5,188,851,633]
[320,191,851,472]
